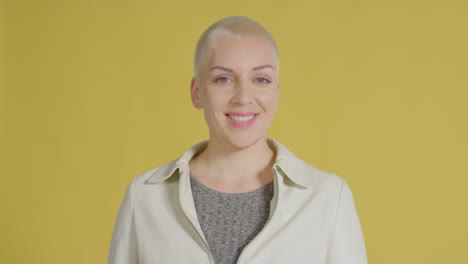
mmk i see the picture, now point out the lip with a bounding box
[225,112,259,129]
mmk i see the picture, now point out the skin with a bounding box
[189,35,280,193]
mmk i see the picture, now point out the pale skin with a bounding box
[189,35,280,193]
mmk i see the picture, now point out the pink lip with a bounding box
[226,112,258,129]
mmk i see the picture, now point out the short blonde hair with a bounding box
[194,16,279,81]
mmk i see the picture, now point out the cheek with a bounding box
[201,89,230,109]
[272,93,279,110]
[259,91,279,110]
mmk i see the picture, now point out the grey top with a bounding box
[190,173,274,264]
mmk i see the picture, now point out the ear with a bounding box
[190,77,203,109]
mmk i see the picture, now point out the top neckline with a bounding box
[190,173,274,196]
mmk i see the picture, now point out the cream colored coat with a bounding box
[108,138,367,264]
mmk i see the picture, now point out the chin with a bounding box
[223,132,267,151]
[208,121,273,151]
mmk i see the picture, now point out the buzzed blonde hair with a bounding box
[194,16,279,81]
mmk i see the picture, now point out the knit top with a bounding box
[190,173,274,264]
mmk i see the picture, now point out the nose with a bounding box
[230,79,253,105]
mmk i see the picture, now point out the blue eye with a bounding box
[216,76,230,83]
[256,77,270,83]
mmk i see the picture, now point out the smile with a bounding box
[225,112,259,129]
[227,114,256,122]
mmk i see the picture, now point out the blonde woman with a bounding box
[108,16,367,264]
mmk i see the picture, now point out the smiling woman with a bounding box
[108,16,367,264]
[191,34,279,154]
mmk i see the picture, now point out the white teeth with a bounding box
[228,114,255,122]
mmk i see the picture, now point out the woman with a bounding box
[108,16,367,264]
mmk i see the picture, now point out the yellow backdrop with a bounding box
[1,0,467,263]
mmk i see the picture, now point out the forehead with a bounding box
[206,36,278,70]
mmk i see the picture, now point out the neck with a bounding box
[190,137,276,185]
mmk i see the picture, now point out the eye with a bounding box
[256,77,271,84]
[215,76,231,83]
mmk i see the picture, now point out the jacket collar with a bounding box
[145,138,317,188]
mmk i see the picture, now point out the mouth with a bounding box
[225,112,259,122]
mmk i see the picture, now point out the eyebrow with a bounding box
[210,64,276,72]
[253,65,275,71]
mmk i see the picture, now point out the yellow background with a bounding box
[1,0,467,263]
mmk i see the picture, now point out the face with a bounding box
[191,35,280,150]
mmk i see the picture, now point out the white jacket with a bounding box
[108,138,367,264]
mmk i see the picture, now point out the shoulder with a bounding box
[293,158,346,197]
[305,161,344,192]
[126,158,180,190]
[270,138,344,195]
[129,140,208,187]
